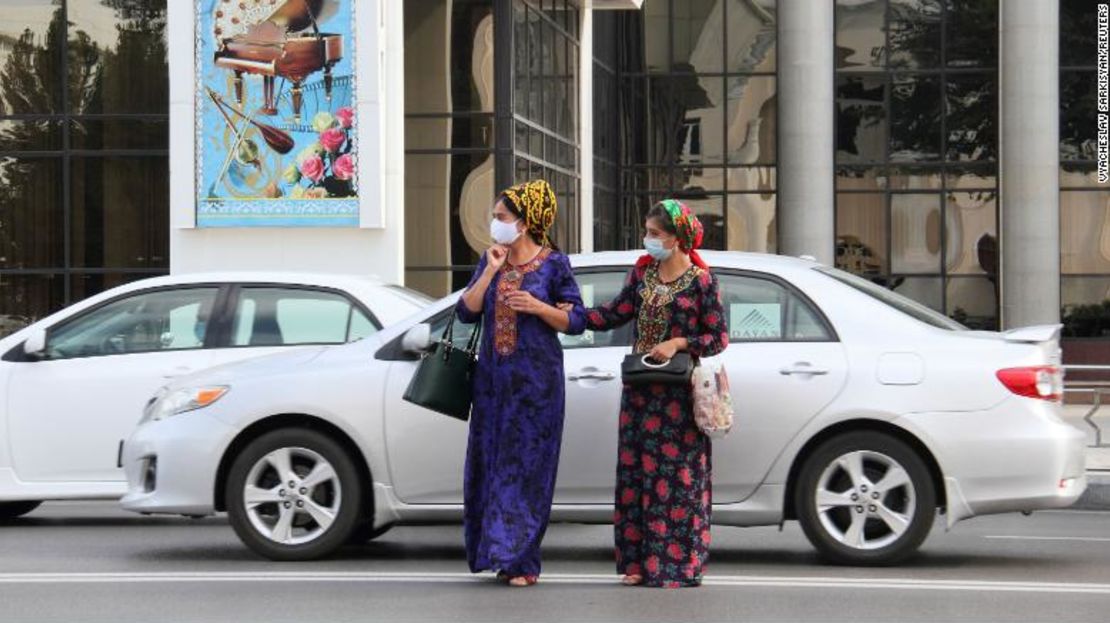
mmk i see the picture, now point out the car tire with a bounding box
[226,428,363,561]
[0,500,42,523]
[795,431,936,566]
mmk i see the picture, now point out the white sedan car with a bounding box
[120,251,1087,565]
[0,273,428,520]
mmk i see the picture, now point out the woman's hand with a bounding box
[556,302,574,312]
[485,245,508,274]
[648,339,680,362]
[504,290,546,315]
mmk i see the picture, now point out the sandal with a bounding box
[621,574,644,586]
[496,571,510,583]
[508,575,539,587]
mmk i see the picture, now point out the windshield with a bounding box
[387,285,435,307]
[815,266,967,331]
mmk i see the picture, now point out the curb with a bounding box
[1070,473,1110,511]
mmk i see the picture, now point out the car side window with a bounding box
[45,288,220,359]
[428,305,477,347]
[558,270,634,349]
[231,287,376,347]
[716,273,832,342]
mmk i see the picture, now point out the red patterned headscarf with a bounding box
[638,199,708,270]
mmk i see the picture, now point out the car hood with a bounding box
[164,345,331,391]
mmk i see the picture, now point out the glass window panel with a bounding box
[0,273,64,338]
[0,120,63,152]
[726,166,776,193]
[946,276,997,330]
[642,0,669,72]
[836,74,886,163]
[1061,163,1102,189]
[0,1,64,114]
[671,0,721,73]
[405,0,454,116]
[1062,277,1110,338]
[835,0,885,71]
[836,166,885,191]
[559,270,633,348]
[891,276,943,312]
[70,119,168,150]
[70,156,169,269]
[348,308,377,342]
[891,193,943,274]
[1061,0,1099,68]
[68,0,167,115]
[70,272,159,303]
[449,114,494,150]
[1061,191,1110,275]
[888,0,943,70]
[836,193,888,276]
[944,165,996,189]
[648,74,724,166]
[726,192,776,253]
[1061,71,1097,161]
[890,75,942,161]
[47,287,218,359]
[945,0,998,68]
[726,0,776,73]
[231,288,356,347]
[727,76,775,165]
[451,2,495,114]
[0,157,63,269]
[945,75,996,162]
[677,166,725,194]
[947,192,997,275]
[886,166,943,190]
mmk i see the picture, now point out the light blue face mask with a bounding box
[643,237,673,261]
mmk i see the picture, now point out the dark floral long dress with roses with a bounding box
[455,248,587,578]
[585,261,729,588]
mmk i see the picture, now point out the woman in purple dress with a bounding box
[456,179,586,587]
[583,200,729,588]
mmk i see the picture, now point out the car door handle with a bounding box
[779,363,829,376]
[568,370,616,381]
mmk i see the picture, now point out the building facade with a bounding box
[0,1,1107,350]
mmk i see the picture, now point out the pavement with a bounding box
[1,502,1109,622]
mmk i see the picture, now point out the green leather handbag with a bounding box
[402,318,482,421]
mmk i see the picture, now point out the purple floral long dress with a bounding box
[455,248,586,577]
[585,261,729,588]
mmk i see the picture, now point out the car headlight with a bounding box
[142,386,230,424]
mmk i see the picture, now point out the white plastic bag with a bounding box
[691,359,734,438]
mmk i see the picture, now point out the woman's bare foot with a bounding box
[621,574,644,586]
[508,575,539,587]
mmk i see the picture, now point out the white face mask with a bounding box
[490,218,522,245]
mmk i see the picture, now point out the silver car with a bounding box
[120,251,1087,565]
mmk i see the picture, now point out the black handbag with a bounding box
[402,319,482,421]
[621,351,694,386]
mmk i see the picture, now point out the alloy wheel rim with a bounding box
[243,447,342,546]
[814,450,916,550]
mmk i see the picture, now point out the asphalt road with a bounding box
[1,502,1109,622]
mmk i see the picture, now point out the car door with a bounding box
[381,305,474,503]
[554,268,635,503]
[6,286,224,482]
[710,270,849,503]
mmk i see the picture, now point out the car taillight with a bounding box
[995,366,1064,401]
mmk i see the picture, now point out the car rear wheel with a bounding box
[0,501,42,523]
[226,428,363,561]
[795,431,936,566]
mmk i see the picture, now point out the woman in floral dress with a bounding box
[583,199,729,588]
[456,179,586,587]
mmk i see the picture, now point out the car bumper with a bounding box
[119,410,233,516]
[896,398,1087,524]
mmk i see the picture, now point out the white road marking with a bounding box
[0,572,1108,594]
[984,535,1110,543]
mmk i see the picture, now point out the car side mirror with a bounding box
[22,328,46,359]
[401,323,434,354]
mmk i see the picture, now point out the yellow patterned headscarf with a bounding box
[500,179,557,247]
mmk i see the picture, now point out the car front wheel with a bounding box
[0,500,42,523]
[226,428,363,561]
[795,431,936,566]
